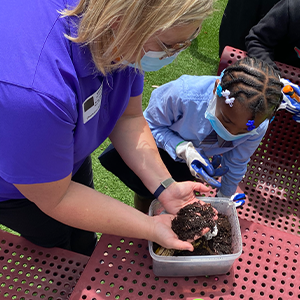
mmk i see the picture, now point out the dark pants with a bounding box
[0,156,97,256]
[219,0,280,56]
[99,144,194,199]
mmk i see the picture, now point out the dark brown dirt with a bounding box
[174,213,232,256]
[154,201,233,256]
[171,202,216,241]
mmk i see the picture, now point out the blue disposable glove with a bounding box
[217,190,246,208]
[176,141,229,189]
[279,78,300,123]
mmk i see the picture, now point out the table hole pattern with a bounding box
[0,230,88,300]
[69,219,300,300]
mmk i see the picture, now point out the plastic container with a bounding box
[148,197,242,277]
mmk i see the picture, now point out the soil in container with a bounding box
[153,202,233,256]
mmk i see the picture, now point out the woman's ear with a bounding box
[213,79,220,94]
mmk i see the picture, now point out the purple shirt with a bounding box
[0,0,144,201]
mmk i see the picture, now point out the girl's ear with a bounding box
[213,79,220,94]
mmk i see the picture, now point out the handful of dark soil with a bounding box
[171,202,216,241]
[174,214,232,256]
[154,201,233,256]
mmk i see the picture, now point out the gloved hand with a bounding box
[176,141,229,189]
[217,190,246,208]
[278,78,300,122]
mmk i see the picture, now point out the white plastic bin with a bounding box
[148,197,242,277]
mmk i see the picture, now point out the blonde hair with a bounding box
[62,0,214,74]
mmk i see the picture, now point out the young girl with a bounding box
[100,57,283,212]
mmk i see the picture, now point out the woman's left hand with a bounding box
[158,180,214,215]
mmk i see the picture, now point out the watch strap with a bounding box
[153,178,175,199]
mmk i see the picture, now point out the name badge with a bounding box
[82,82,103,124]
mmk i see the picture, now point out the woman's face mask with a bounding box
[205,93,260,141]
[128,50,178,72]
[116,22,202,72]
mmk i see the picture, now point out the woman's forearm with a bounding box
[16,178,155,240]
[109,114,172,194]
[50,181,155,239]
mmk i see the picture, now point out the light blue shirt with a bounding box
[144,75,268,196]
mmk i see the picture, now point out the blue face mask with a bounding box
[128,50,177,72]
[205,94,259,141]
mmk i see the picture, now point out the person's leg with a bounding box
[159,149,194,183]
[133,194,154,214]
[99,144,154,198]
[99,144,154,213]
[0,156,97,256]
[134,149,195,213]
[99,144,194,213]
[0,198,73,249]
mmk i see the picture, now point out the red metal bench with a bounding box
[0,229,89,300]
[216,46,300,236]
[2,46,299,300]
[217,46,300,85]
[68,47,300,299]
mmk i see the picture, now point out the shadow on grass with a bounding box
[189,39,220,67]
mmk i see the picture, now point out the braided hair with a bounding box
[220,57,283,120]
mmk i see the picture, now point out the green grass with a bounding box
[0,0,228,234]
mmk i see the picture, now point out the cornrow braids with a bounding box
[220,57,283,120]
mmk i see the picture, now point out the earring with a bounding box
[246,120,255,131]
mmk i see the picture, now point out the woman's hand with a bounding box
[150,214,192,251]
[150,212,215,251]
[157,180,217,215]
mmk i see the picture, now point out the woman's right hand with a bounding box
[149,213,214,251]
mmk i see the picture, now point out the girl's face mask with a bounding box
[128,50,178,72]
[205,93,260,141]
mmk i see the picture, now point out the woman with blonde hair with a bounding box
[0,0,214,256]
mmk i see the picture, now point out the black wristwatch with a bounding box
[153,178,175,199]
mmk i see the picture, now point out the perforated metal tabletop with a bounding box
[1,47,299,300]
[69,90,300,300]
[235,110,300,236]
[69,218,300,300]
[0,230,89,300]
[203,110,300,238]
[215,46,300,240]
